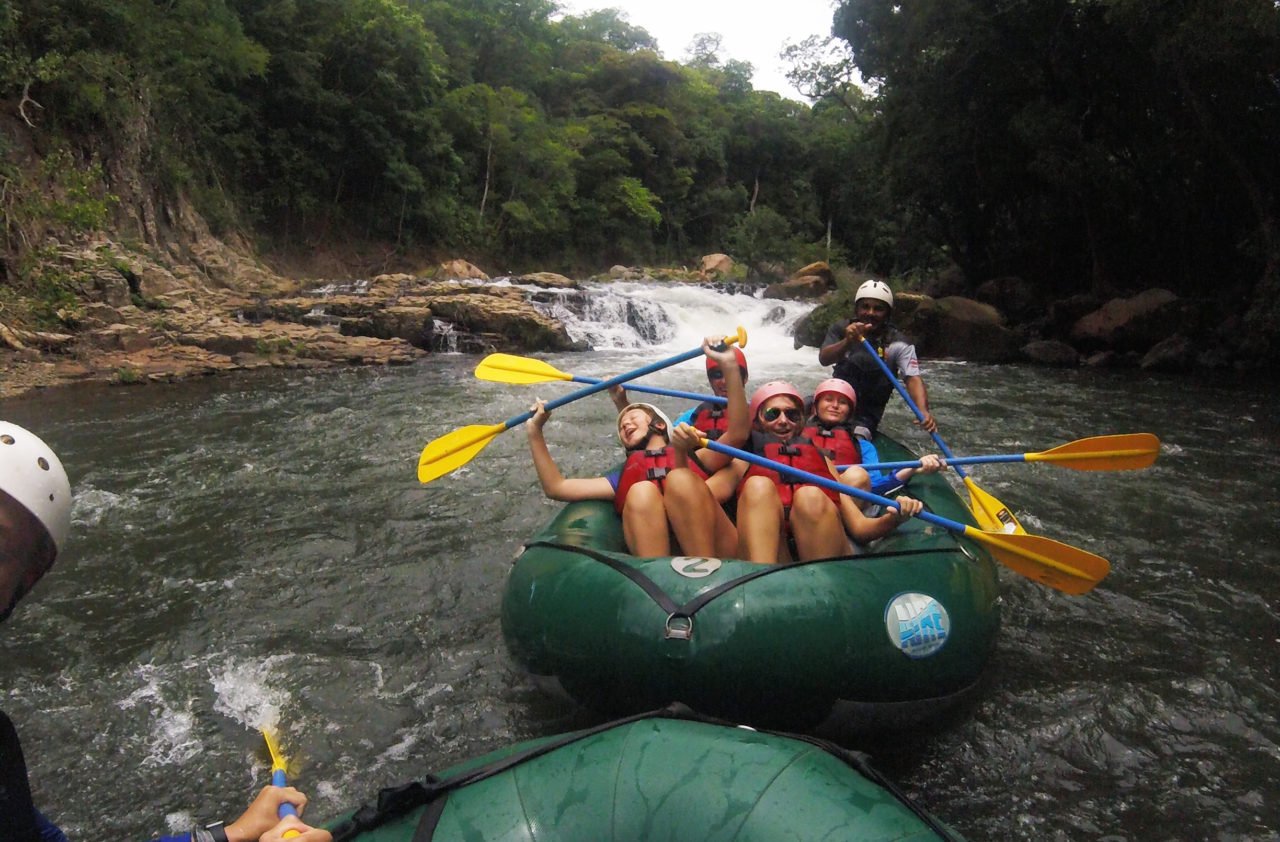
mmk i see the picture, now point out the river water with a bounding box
[1,282,1278,840]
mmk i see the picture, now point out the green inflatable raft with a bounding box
[502,436,1002,734]
[326,705,962,841]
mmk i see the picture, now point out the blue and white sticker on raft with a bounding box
[885,592,950,658]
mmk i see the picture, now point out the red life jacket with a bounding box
[738,433,839,508]
[614,446,709,514]
[803,421,862,467]
[689,401,731,439]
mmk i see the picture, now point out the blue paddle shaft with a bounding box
[855,336,969,478]
[703,439,969,536]
[840,453,1029,471]
[272,769,299,818]
[571,376,725,405]
[499,342,729,430]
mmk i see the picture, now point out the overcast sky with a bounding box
[554,0,840,102]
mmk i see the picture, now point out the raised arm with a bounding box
[526,401,614,501]
[696,336,748,470]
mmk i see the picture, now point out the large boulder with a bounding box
[1021,339,1080,367]
[438,259,490,281]
[1043,293,1105,340]
[86,265,132,308]
[763,261,837,300]
[517,272,578,289]
[974,276,1043,325]
[902,296,1022,362]
[792,261,836,287]
[1140,334,1195,372]
[425,294,577,351]
[699,253,734,278]
[340,305,435,349]
[1069,288,1182,352]
[921,264,968,299]
[762,275,831,300]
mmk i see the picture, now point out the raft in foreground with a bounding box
[327,706,962,841]
[502,436,1002,734]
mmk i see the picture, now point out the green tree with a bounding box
[440,83,577,257]
[726,206,797,277]
[231,0,459,246]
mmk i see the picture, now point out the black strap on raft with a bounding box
[327,702,962,842]
[0,711,42,842]
[523,540,957,634]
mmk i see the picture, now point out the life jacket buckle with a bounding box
[646,467,669,481]
[664,613,693,641]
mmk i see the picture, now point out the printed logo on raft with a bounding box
[670,557,722,578]
[885,592,950,658]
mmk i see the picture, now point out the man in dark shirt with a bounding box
[817,279,937,439]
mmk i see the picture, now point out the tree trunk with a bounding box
[479,137,493,220]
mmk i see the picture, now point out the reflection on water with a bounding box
[2,328,1279,839]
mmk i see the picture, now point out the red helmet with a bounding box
[813,378,856,407]
[749,381,804,421]
[706,347,748,378]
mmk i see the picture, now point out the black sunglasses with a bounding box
[760,407,802,423]
[707,369,724,380]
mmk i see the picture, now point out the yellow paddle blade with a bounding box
[965,526,1110,596]
[1026,433,1161,471]
[965,477,1026,535]
[474,353,574,385]
[417,423,505,484]
[262,728,289,774]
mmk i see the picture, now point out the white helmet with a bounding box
[0,421,72,554]
[855,279,894,309]
[617,403,672,445]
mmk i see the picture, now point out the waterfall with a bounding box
[524,281,823,383]
[432,319,460,353]
[298,274,827,381]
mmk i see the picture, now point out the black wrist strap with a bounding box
[193,822,228,842]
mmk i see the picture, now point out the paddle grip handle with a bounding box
[854,336,968,477]
[704,439,966,536]
[272,768,300,819]
[274,766,302,838]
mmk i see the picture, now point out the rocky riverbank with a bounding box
[0,249,1257,402]
[0,255,589,400]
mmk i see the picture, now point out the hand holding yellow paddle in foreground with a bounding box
[221,728,331,842]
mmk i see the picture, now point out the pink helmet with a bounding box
[813,378,856,407]
[706,347,748,378]
[749,381,804,421]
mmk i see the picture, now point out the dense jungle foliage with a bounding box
[1,0,1278,355]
